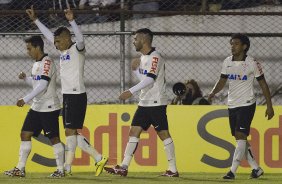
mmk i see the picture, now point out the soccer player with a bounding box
[4,36,64,178]
[208,33,274,179]
[104,28,179,177]
[26,6,108,176]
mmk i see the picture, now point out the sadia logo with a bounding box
[228,74,247,80]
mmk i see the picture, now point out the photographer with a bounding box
[171,79,210,105]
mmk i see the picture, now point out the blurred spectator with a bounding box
[0,0,12,9]
[171,79,210,105]
[89,0,116,7]
[130,0,160,19]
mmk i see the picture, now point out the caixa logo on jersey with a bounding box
[60,53,71,61]
[228,74,247,80]
[139,68,148,75]
[32,75,41,80]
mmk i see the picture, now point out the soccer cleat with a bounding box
[223,170,235,179]
[64,170,72,176]
[95,156,108,176]
[250,167,264,179]
[161,170,179,177]
[49,170,65,178]
[4,167,25,177]
[104,165,128,176]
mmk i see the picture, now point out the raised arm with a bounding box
[26,5,54,43]
[64,8,85,50]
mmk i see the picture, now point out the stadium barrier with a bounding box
[0,105,281,173]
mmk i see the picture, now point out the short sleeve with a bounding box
[40,59,53,81]
[147,53,162,79]
[253,60,264,78]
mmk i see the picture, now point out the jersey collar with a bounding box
[145,47,155,55]
[232,54,247,61]
[36,54,48,62]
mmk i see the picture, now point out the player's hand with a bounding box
[26,5,37,21]
[265,106,274,120]
[18,72,26,80]
[208,92,215,104]
[17,99,25,107]
[119,90,132,100]
[131,58,140,71]
[64,7,74,21]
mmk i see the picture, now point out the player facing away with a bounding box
[26,6,108,176]
[4,36,64,178]
[104,28,179,177]
[208,33,274,179]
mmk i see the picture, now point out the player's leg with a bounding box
[4,109,38,177]
[240,103,263,179]
[76,133,108,176]
[104,126,142,176]
[245,141,264,178]
[152,106,178,177]
[41,109,65,177]
[224,103,256,179]
[104,106,147,176]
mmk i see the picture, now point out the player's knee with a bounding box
[20,131,32,141]
[234,131,247,140]
[157,130,170,141]
[65,128,77,136]
[49,136,61,145]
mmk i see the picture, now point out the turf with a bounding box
[0,172,281,184]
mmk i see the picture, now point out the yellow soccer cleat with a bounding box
[95,156,108,176]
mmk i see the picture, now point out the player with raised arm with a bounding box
[104,28,179,177]
[208,33,274,180]
[4,36,64,178]
[26,5,108,176]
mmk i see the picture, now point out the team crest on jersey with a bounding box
[32,75,41,80]
[139,68,148,75]
[228,74,247,81]
[60,53,71,61]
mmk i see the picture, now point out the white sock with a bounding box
[53,143,64,172]
[16,141,32,171]
[121,136,139,169]
[230,140,246,174]
[163,138,177,173]
[65,135,77,172]
[77,134,102,163]
[245,145,259,169]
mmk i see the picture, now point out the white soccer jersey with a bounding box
[59,43,86,94]
[31,55,60,112]
[137,48,168,106]
[221,55,264,108]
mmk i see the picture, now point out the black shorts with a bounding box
[63,93,87,129]
[228,103,256,136]
[22,109,60,139]
[131,105,168,131]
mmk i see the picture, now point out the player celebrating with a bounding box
[208,33,274,179]
[104,28,179,177]
[4,36,64,178]
[26,6,108,176]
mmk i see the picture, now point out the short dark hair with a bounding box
[24,35,44,52]
[135,28,153,42]
[231,33,250,53]
[54,26,71,36]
